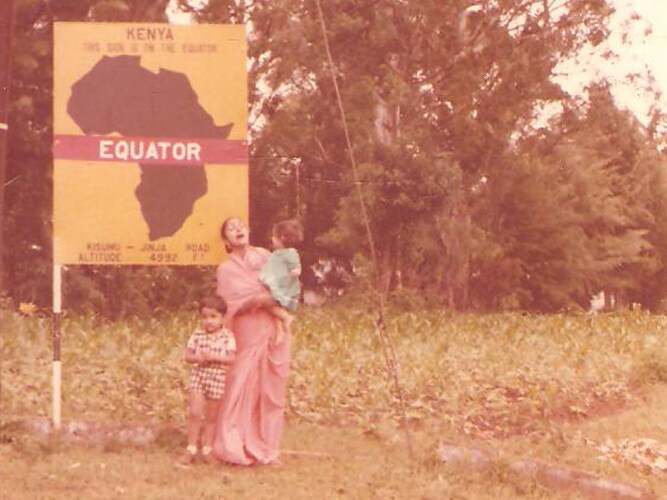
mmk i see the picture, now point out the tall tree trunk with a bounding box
[436,205,473,310]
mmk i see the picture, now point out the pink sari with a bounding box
[212,247,290,465]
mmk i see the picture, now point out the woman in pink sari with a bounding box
[212,217,290,465]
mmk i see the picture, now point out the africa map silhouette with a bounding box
[67,55,232,240]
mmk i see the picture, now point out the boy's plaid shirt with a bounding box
[187,327,236,372]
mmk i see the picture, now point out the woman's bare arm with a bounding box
[235,288,275,315]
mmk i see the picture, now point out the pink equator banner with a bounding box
[53,135,248,165]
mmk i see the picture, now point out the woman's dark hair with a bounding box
[199,294,228,315]
[273,219,304,248]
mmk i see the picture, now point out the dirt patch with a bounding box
[1,418,185,449]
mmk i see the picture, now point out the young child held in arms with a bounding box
[179,295,236,466]
[258,219,304,345]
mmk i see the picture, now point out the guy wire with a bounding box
[314,0,415,460]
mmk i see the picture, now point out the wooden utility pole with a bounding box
[0,0,14,296]
[0,0,15,423]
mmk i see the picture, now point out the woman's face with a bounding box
[223,218,249,249]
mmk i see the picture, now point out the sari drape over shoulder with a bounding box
[212,247,290,465]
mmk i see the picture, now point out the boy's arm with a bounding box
[202,334,237,365]
[205,350,237,365]
[286,249,302,278]
[184,348,206,364]
[183,336,205,364]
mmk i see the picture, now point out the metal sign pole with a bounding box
[52,264,62,430]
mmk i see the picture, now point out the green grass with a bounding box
[2,306,667,498]
[1,420,585,500]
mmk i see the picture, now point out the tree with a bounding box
[204,0,617,308]
[8,0,667,315]
[484,81,667,311]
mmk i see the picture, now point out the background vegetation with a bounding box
[5,305,667,431]
[5,0,667,317]
[2,306,667,497]
[5,4,667,497]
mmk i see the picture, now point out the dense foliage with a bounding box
[4,306,667,435]
[4,0,667,316]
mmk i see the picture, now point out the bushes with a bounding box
[62,265,214,320]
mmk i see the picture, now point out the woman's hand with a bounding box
[235,289,275,316]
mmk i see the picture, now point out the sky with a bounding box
[555,0,667,125]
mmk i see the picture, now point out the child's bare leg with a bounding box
[272,316,286,345]
[179,392,205,464]
[270,305,292,344]
[201,398,223,462]
[186,392,206,447]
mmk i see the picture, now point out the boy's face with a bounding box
[200,306,224,333]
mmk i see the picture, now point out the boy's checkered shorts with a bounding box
[190,367,226,400]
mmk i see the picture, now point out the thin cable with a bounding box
[314,0,414,459]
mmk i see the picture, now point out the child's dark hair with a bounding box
[199,294,228,315]
[273,219,304,247]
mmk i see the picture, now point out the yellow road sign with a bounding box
[53,23,247,265]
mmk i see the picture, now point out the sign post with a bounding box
[52,264,62,429]
[52,23,248,428]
